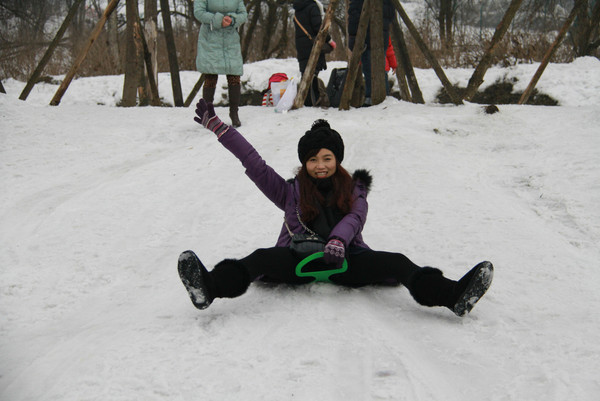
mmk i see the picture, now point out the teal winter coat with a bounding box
[194,0,248,76]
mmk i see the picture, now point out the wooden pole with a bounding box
[463,0,523,101]
[518,1,584,105]
[390,0,462,105]
[292,0,339,110]
[159,0,184,107]
[136,11,161,106]
[389,24,411,102]
[390,16,424,103]
[369,0,386,105]
[339,0,371,110]
[20,0,85,101]
[123,0,144,107]
[50,0,120,106]
[185,74,206,107]
[144,0,159,98]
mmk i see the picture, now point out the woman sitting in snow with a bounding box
[178,100,494,316]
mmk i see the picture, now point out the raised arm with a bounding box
[194,100,290,209]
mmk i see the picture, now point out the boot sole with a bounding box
[453,261,494,317]
[178,250,212,310]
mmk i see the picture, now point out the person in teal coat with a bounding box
[194,0,248,127]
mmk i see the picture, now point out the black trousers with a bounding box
[238,247,422,288]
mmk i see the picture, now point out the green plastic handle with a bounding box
[295,252,348,283]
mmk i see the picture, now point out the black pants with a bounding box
[238,247,421,288]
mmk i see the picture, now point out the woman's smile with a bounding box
[306,148,337,179]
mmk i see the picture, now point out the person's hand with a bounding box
[328,39,337,49]
[222,15,232,27]
[324,238,345,268]
[194,99,230,137]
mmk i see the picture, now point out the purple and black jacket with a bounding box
[218,127,371,250]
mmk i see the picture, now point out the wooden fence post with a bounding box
[136,11,160,106]
[49,0,120,106]
[390,0,462,105]
[390,17,424,103]
[185,74,206,107]
[369,0,386,105]
[159,0,184,107]
[463,0,523,101]
[339,0,371,110]
[518,0,584,105]
[20,0,85,101]
[292,0,339,110]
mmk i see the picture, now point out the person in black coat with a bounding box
[293,0,335,106]
[348,0,394,106]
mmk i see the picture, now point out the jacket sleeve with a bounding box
[194,0,225,29]
[217,128,290,210]
[329,181,368,246]
[231,0,248,27]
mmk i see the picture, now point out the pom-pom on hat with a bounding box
[297,119,344,163]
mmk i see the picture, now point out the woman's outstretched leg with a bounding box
[178,250,251,310]
[333,250,493,316]
[178,247,309,310]
[408,261,494,316]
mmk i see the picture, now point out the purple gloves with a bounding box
[324,238,345,267]
[194,99,230,138]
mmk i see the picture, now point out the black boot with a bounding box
[211,259,251,298]
[178,253,251,310]
[178,250,216,310]
[408,262,494,316]
[228,84,242,127]
[452,261,494,316]
[202,85,216,103]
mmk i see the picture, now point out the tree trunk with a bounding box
[160,0,184,106]
[20,0,85,101]
[50,0,121,106]
[519,0,584,105]
[134,10,160,106]
[439,0,453,48]
[573,0,600,56]
[144,0,159,97]
[391,0,462,105]
[123,0,144,107]
[242,1,261,60]
[293,0,339,110]
[261,1,277,58]
[462,0,523,101]
[107,7,121,72]
[369,0,386,105]
[339,0,371,110]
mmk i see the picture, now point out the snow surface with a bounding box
[1,57,600,400]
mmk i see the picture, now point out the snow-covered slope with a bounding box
[1,57,599,400]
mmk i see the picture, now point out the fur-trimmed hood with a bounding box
[352,169,372,194]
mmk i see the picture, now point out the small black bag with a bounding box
[290,232,326,258]
[285,208,326,258]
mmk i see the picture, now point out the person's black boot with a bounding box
[408,267,452,308]
[211,259,251,298]
[452,261,494,317]
[228,84,242,127]
[178,250,215,310]
[408,262,494,316]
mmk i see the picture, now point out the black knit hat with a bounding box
[297,119,344,163]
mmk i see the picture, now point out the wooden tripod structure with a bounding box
[17,0,184,107]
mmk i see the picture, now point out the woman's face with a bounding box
[306,148,337,179]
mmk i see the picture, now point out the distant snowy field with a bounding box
[1,56,599,401]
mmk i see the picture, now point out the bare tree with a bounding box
[122,0,144,106]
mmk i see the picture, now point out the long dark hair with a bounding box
[296,151,355,222]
